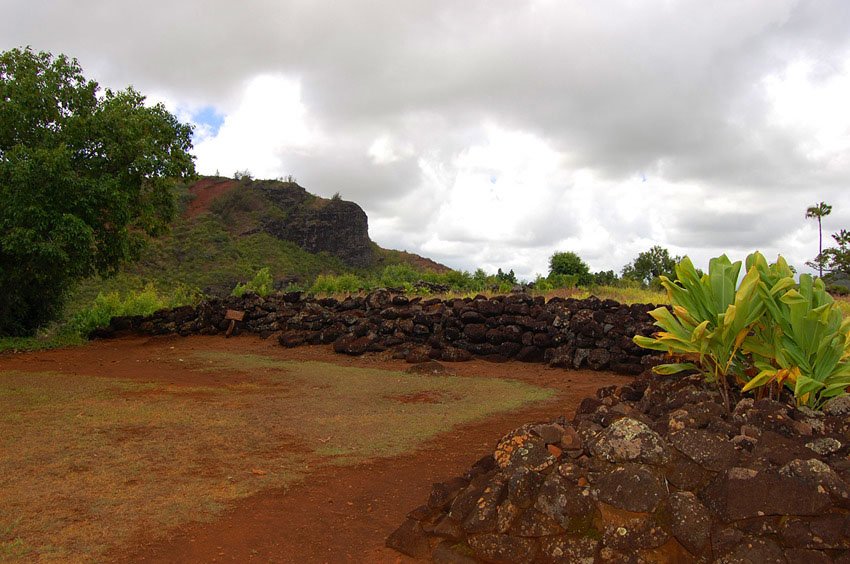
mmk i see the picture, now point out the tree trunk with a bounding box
[818,216,823,278]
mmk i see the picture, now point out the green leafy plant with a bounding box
[635,252,850,409]
[633,255,764,408]
[743,254,850,408]
[232,267,274,297]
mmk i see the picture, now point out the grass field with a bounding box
[0,351,553,561]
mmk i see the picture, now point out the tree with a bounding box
[549,251,591,285]
[816,229,850,278]
[806,202,832,278]
[591,270,619,286]
[496,268,517,284]
[0,48,195,335]
[621,245,680,287]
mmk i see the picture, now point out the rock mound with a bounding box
[387,373,850,562]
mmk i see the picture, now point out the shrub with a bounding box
[827,284,850,296]
[634,252,850,409]
[378,264,419,290]
[309,273,366,295]
[70,282,200,336]
[232,267,274,297]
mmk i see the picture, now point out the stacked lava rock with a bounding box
[387,373,850,563]
[97,290,660,375]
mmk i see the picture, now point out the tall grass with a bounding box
[0,283,201,353]
[69,283,202,336]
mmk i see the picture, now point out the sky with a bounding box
[4,0,850,280]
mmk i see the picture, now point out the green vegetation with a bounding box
[635,252,850,409]
[0,48,194,336]
[806,201,832,278]
[621,245,680,288]
[232,267,274,297]
[0,282,200,353]
[305,264,539,296]
[818,229,850,279]
[567,284,667,305]
[70,283,201,336]
[548,251,591,285]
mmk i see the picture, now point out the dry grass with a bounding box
[834,295,850,317]
[0,353,552,562]
[537,285,668,305]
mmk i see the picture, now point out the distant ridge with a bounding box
[185,176,450,272]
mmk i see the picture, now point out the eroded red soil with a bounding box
[2,335,631,563]
[184,178,238,219]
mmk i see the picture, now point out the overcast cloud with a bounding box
[4,0,850,279]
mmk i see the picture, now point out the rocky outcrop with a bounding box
[92,290,662,375]
[263,197,374,268]
[250,181,374,267]
[388,373,850,563]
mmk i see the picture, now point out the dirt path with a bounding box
[2,335,631,563]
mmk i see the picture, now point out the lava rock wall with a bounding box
[97,290,661,375]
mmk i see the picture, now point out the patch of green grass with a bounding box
[190,351,555,462]
[0,329,84,354]
[0,520,30,560]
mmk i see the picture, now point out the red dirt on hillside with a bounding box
[2,336,631,563]
[185,177,238,219]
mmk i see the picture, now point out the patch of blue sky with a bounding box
[191,106,225,138]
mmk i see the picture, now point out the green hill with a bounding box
[65,176,449,313]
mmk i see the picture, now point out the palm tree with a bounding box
[806,201,833,277]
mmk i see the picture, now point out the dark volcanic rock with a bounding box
[701,467,833,520]
[667,491,712,555]
[467,533,538,563]
[588,417,670,465]
[594,464,666,513]
[263,193,374,267]
[386,358,850,563]
[669,428,737,471]
[385,518,430,558]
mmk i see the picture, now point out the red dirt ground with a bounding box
[2,335,632,563]
[184,178,238,219]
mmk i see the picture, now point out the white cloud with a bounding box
[192,74,322,179]
[5,1,850,279]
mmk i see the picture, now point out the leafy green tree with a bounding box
[548,251,591,285]
[0,48,195,335]
[816,229,850,278]
[806,201,832,278]
[496,268,517,284]
[621,245,680,287]
[591,270,619,286]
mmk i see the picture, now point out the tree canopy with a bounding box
[621,245,679,287]
[548,251,591,285]
[0,47,195,335]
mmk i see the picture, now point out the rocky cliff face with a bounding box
[262,197,374,268]
[254,181,373,267]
